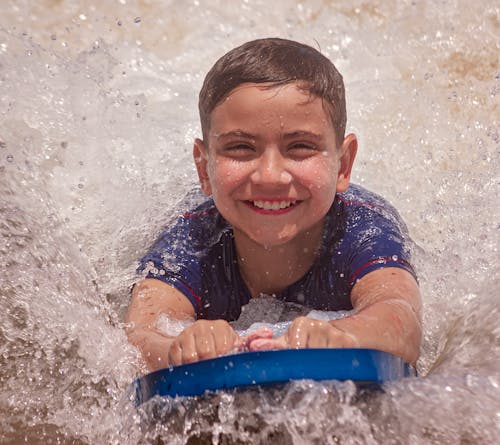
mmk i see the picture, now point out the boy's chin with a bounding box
[245,228,302,249]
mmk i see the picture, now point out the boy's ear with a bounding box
[193,138,212,196]
[336,133,357,193]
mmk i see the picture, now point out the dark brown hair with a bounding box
[198,38,347,145]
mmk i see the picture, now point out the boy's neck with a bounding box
[233,221,325,298]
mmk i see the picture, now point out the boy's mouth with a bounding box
[252,200,297,210]
[244,199,299,213]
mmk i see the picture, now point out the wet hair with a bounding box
[199,37,347,145]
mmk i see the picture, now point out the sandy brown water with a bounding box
[0,1,498,443]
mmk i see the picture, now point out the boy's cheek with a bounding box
[208,166,249,193]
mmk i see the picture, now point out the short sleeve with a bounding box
[138,218,204,314]
[137,194,222,315]
[335,187,417,289]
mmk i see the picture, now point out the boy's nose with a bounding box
[250,150,292,185]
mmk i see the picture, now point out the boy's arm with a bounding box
[126,278,244,371]
[330,267,422,364]
[126,279,195,370]
[248,267,422,365]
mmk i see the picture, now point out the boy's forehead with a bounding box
[209,83,337,139]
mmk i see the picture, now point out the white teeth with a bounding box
[252,200,296,210]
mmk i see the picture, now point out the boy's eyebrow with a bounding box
[214,130,256,140]
[214,130,323,140]
[283,130,323,140]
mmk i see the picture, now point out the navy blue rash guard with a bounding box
[139,184,416,321]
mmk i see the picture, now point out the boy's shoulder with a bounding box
[160,189,228,253]
[337,184,406,228]
[178,190,219,224]
[328,184,415,287]
[338,184,396,210]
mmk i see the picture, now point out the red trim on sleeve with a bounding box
[181,281,203,312]
[349,256,413,286]
[182,208,218,219]
[336,194,378,210]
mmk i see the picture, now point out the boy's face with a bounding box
[194,82,357,249]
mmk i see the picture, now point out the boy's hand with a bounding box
[247,316,358,351]
[168,323,274,365]
[168,319,244,365]
[168,324,275,365]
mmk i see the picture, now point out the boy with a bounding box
[126,38,422,371]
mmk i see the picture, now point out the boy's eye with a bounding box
[288,142,321,155]
[223,143,256,157]
[226,143,253,151]
[290,143,317,150]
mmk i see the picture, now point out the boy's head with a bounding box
[199,38,346,146]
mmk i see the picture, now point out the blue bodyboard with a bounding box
[133,348,412,405]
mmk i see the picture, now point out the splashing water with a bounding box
[0,1,498,443]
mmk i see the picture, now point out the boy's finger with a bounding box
[247,336,287,351]
[168,342,183,366]
[180,333,198,364]
[214,329,241,355]
[232,334,245,352]
[196,331,216,360]
[245,328,274,345]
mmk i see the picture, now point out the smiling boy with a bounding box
[126,38,422,371]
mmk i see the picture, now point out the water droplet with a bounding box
[488,376,498,389]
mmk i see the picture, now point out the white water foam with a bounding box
[0,1,498,443]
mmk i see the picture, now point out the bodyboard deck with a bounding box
[133,348,413,405]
